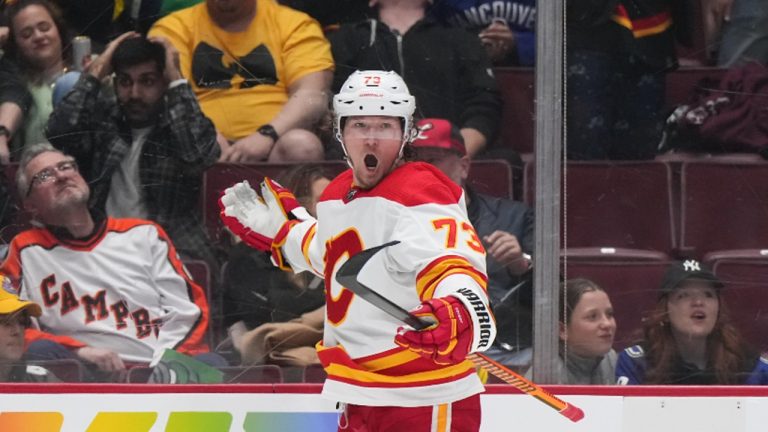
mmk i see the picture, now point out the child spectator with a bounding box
[0,273,58,382]
[523,278,617,384]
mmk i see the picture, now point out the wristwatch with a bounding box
[0,125,10,140]
[257,124,280,144]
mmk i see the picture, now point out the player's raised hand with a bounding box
[395,297,473,365]
[219,178,314,253]
[260,177,313,222]
[219,180,276,251]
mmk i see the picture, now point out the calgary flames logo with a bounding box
[415,121,434,141]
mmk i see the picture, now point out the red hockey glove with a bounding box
[394,296,474,365]
[219,177,313,253]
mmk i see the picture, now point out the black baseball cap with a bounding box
[659,259,724,298]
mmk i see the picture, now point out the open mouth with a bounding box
[691,311,707,321]
[364,154,378,169]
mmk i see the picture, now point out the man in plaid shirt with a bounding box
[46,33,220,270]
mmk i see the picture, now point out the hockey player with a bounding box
[220,70,496,431]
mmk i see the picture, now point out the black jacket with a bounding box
[328,18,502,144]
[466,188,534,348]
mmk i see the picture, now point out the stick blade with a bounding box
[335,241,431,330]
[335,240,401,283]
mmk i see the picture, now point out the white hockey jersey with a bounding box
[0,217,210,363]
[279,162,496,406]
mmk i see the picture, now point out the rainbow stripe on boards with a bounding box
[243,412,338,432]
[87,413,157,432]
[166,412,232,431]
[0,412,63,432]
[0,411,339,431]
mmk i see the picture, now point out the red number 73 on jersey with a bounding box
[432,218,485,254]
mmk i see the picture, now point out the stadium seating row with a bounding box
[495,67,728,155]
[525,159,768,259]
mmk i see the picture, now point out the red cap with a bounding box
[412,118,466,156]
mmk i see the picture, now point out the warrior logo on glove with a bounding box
[395,296,474,365]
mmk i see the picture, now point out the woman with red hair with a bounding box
[616,260,768,385]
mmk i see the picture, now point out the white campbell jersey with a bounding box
[279,162,496,406]
[1,217,210,363]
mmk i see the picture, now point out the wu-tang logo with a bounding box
[191,42,278,89]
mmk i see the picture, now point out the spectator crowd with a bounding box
[0,0,766,386]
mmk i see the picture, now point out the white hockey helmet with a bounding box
[333,70,416,158]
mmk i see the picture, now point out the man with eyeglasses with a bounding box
[0,272,58,382]
[0,143,223,380]
[45,33,221,275]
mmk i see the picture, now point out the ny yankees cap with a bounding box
[412,118,466,156]
[0,274,41,317]
[659,259,723,298]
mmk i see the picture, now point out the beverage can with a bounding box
[72,36,91,72]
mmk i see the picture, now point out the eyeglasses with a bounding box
[26,159,78,197]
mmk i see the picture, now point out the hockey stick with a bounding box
[336,241,585,423]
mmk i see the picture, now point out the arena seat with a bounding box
[494,67,534,156]
[467,159,513,199]
[220,365,284,384]
[301,364,327,383]
[181,258,218,348]
[27,359,86,382]
[679,160,768,258]
[563,258,671,349]
[491,66,725,160]
[525,161,677,255]
[664,67,728,110]
[564,247,670,263]
[702,249,768,351]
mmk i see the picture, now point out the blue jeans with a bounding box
[717,0,768,66]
